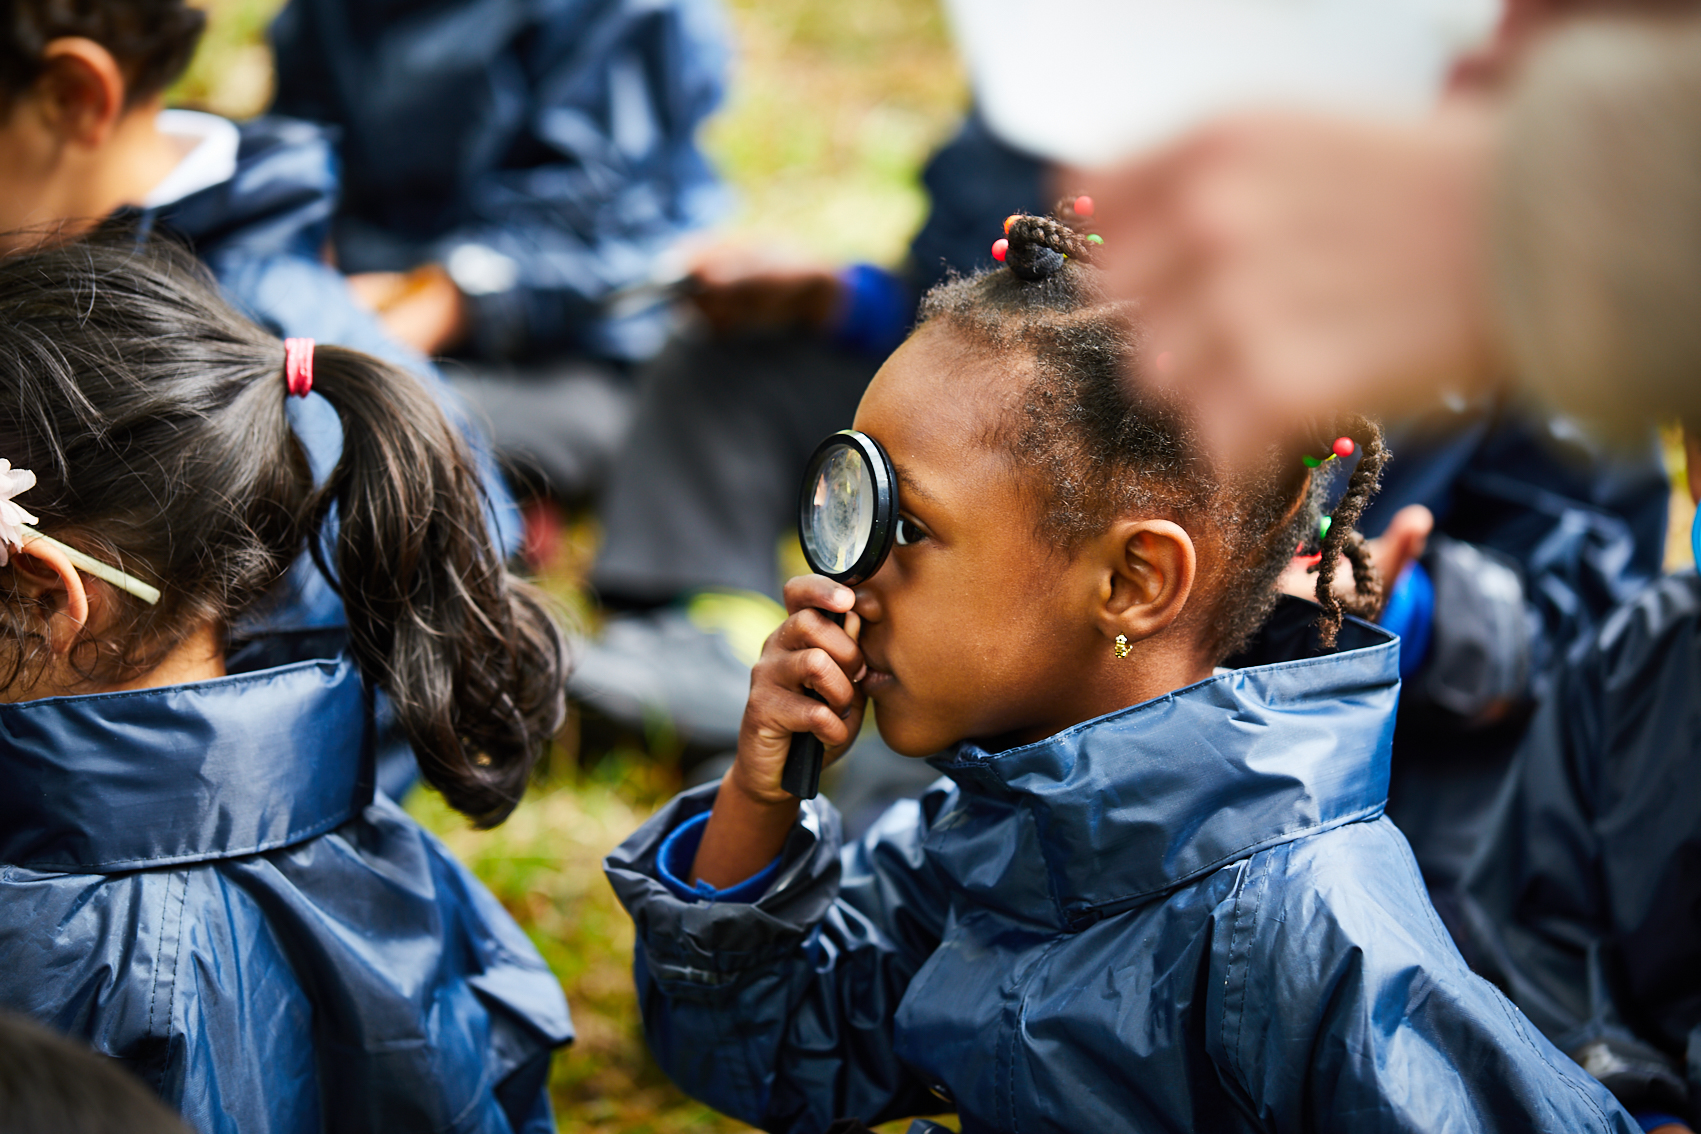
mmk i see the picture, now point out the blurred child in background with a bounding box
[270,0,730,505]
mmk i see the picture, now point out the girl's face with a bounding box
[850,322,1207,757]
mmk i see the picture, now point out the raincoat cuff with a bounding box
[605,783,846,983]
[656,812,783,904]
[830,264,912,358]
[1378,559,1434,679]
[1633,1115,1689,1133]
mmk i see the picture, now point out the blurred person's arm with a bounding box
[684,244,912,356]
[1089,14,1701,447]
[1495,16,1701,435]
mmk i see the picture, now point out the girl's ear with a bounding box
[1099,519,1196,644]
[34,38,128,147]
[10,537,90,654]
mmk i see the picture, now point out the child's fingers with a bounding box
[758,645,860,715]
[751,685,858,749]
[771,606,865,679]
[782,574,855,618]
[737,681,862,803]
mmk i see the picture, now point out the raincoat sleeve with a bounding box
[1207,824,1639,1133]
[604,781,955,1132]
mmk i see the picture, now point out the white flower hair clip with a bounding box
[0,459,161,605]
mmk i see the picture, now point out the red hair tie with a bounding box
[283,338,315,397]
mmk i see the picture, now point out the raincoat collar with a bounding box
[927,598,1400,928]
[0,633,373,873]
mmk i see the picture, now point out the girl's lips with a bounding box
[859,667,895,695]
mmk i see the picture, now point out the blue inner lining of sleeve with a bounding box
[656,810,784,903]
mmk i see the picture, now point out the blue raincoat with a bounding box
[605,600,1637,1133]
[0,633,571,1134]
[1460,572,1701,1123]
[270,0,729,362]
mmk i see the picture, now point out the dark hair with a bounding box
[0,234,566,826]
[0,1012,191,1134]
[918,205,1388,657]
[0,0,205,108]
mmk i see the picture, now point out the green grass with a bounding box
[172,0,966,1128]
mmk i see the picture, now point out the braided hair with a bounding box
[919,200,1387,657]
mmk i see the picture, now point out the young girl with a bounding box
[0,237,569,1133]
[606,210,1637,1132]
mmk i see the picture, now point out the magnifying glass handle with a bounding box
[780,610,846,799]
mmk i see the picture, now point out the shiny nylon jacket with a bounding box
[0,635,571,1133]
[607,601,1636,1133]
[271,0,729,362]
[1461,572,1701,1116]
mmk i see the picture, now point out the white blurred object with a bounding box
[944,0,1499,165]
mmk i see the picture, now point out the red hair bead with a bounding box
[1003,214,1020,234]
[1332,436,1355,459]
[1074,195,1095,219]
[991,238,1009,262]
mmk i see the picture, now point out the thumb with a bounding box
[1373,504,1435,582]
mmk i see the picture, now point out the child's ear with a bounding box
[1099,519,1196,643]
[34,38,128,147]
[9,538,90,654]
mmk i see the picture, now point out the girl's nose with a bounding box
[853,583,883,624]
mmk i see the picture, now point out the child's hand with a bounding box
[690,575,865,891]
[731,574,866,806]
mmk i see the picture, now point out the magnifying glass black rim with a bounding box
[798,428,898,586]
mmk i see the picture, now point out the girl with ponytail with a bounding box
[603,204,1636,1133]
[0,235,570,1132]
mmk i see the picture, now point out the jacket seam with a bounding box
[1223,850,1271,1102]
[145,869,188,1092]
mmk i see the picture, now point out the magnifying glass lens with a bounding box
[803,444,875,576]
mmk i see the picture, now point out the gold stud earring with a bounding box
[1113,634,1131,659]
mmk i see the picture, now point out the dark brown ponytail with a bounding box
[305,347,566,826]
[0,233,564,827]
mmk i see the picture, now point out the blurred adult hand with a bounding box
[1084,106,1503,457]
[686,243,841,338]
[347,264,470,357]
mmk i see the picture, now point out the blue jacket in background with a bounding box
[270,0,729,362]
[130,114,522,632]
[1461,572,1701,1125]
[0,632,571,1134]
[605,600,1636,1134]
[1361,401,1670,906]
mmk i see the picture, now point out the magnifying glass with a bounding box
[782,429,899,799]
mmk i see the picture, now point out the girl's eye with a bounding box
[894,517,927,546]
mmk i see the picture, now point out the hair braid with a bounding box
[1004,214,1098,280]
[1313,416,1388,649]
